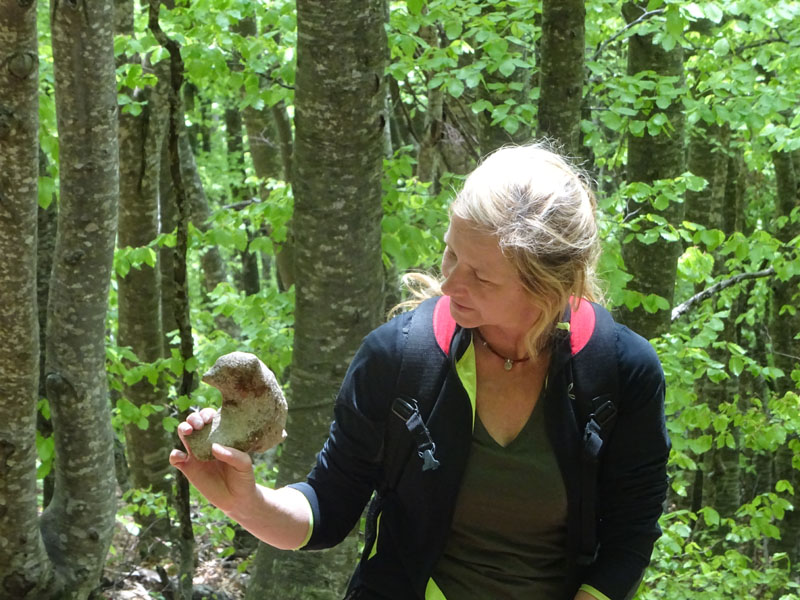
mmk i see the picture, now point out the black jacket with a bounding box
[290,300,670,600]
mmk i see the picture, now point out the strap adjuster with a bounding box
[391,397,441,472]
[391,397,417,421]
[590,398,617,429]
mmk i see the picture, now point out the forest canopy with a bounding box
[0,0,799,598]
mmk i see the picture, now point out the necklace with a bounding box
[474,330,530,371]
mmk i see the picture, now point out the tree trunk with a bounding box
[537,0,585,156]
[0,1,54,596]
[769,149,800,563]
[247,1,387,598]
[225,106,261,296]
[416,21,444,185]
[117,1,173,548]
[684,124,741,520]
[41,0,119,595]
[174,128,241,338]
[619,1,686,340]
[160,141,179,347]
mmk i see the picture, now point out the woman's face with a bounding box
[440,215,541,335]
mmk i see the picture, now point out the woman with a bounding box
[170,143,670,600]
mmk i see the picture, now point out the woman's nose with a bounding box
[441,265,461,296]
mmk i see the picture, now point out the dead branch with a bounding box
[671,267,775,322]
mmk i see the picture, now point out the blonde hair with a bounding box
[394,142,602,357]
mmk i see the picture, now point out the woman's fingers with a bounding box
[170,448,189,466]
[179,407,218,445]
[199,407,216,422]
[186,410,206,430]
[211,443,252,472]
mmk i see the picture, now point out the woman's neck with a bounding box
[475,325,530,361]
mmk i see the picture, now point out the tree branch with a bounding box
[671,267,775,322]
[590,9,665,64]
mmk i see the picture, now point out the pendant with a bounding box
[504,359,513,371]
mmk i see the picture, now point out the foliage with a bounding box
[381,148,455,273]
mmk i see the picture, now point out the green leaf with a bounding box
[470,99,493,114]
[407,0,424,15]
[704,2,724,23]
[729,356,744,377]
[666,5,684,38]
[444,19,462,40]
[446,77,465,98]
[713,38,730,57]
[185,356,198,373]
[484,38,509,61]
[629,120,646,137]
[600,109,624,131]
[38,176,56,210]
[688,435,713,454]
[700,506,720,527]
[641,293,670,313]
[498,58,516,77]
[684,3,704,19]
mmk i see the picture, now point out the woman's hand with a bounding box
[170,407,312,550]
[169,408,258,513]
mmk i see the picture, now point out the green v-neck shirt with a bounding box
[430,349,569,599]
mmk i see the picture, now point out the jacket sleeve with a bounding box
[288,315,406,550]
[582,324,670,599]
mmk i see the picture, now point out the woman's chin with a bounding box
[449,302,479,328]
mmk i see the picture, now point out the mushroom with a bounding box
[185,352,288,461]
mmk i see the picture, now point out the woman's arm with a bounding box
[580,325,669,598]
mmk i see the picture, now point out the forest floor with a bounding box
[100,514,251,600]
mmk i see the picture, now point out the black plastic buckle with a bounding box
[391,397,417,421]
[590,398,617,429]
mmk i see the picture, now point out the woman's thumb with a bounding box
[211,443,253,472]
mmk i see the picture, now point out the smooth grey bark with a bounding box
[537,0,585,156]
[40,0,119,596]
[619,1,686,340]
[116,0,174,545]
[0,0,53,596]
[247,1,387,598]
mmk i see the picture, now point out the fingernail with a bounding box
[212,443,229,456]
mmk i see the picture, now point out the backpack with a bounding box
[380,295,619,566]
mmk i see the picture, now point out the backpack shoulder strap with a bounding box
[381,296,454,493]
[569,298,620,565]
